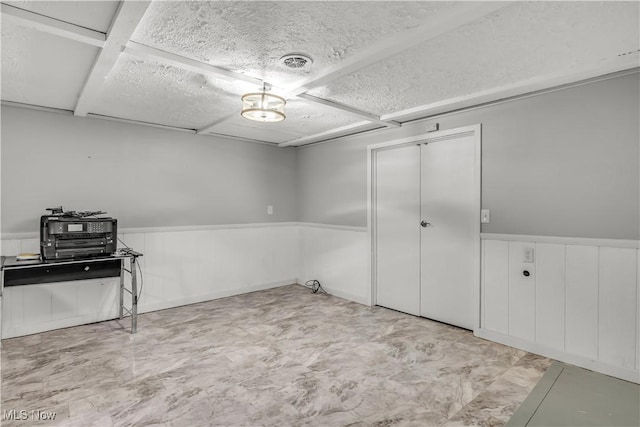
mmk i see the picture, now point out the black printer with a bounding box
[40,215,117,260]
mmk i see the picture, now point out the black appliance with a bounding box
[40,216,117,260]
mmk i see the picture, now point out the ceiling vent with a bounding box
[280,53,313,71]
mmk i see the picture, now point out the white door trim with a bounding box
[367,124,482,331]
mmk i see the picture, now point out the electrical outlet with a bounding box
[267,205,273,215]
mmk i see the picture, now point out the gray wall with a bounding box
[1,106,298,234]
[3,73,638,239]
[297,72,640,240]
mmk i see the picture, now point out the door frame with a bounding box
[367,124,482,331]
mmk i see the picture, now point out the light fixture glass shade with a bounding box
[241,92,286,122]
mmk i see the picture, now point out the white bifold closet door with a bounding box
[420,135,476,329]
[375,145,421,316]
[375,133,476,329]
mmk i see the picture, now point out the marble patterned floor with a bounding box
[1,285,551,426]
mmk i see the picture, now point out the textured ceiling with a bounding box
[90,54,242,129]
[1,1,638,146]
[308,1,640,116]
[131,1,460,88]
[1,20,99,110]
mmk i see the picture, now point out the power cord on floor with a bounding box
[303,279,328,295]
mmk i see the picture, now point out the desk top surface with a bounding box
[1,251,142,270]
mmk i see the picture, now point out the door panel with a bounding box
[420,135,475,329]
[375,145,421,316]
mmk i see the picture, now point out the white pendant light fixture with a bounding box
[241,83,286,123]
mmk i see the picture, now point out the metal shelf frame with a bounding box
[118,252,142,333]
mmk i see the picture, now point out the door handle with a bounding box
[420,221,432,228]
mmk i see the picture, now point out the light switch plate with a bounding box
[523,247,535,263]
[481,209,490,223]
[267,205,273,215]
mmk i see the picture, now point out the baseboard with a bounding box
[324,287,370,306]
[475,328,640,384]
[296,280,370,306]
[138,279,297,315]
[299,223,368,233]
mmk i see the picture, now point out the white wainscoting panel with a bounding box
[163,230,203,303]
[535,243,565,351]
[297,224,369,305]
[482,240,509,334]
[2,278,120,338]
[131,226,300,314]
[480,234,639,383]
[22,285,52,326]
[2,223,370,339]
[21,238,40,254]
[565,245,599,360]
[1,240,21,257]
[598,247,637,370]
[508,241,536,341]
[51,281,78,321]
[2,225,301,338]
[139,232,164,309]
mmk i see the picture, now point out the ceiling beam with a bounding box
[86,113,196,133]
[286,2,512,95]
[124,41,265,87]
[1,99,73,115]
[296,93,400,128]
[74,1,152,117]
[1,3,106,47]
[196,111,241,135]
[278,121,377,148]
[382,58,640,123]
[204,132,280,147]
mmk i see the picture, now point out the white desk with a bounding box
[0,251,142,338]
